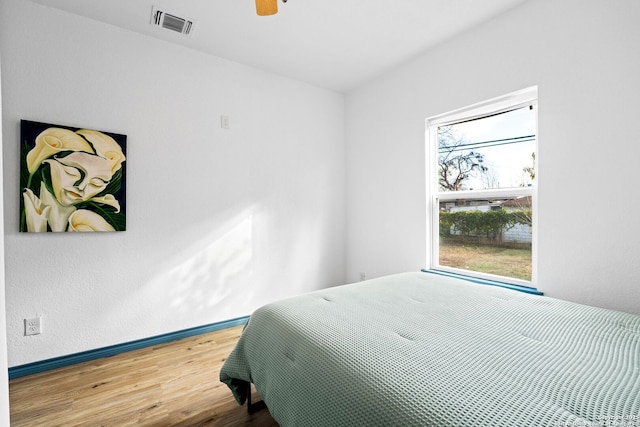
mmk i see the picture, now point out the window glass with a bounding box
[428,89,537,286]
[438,106,536,192]
[438,195,532,281]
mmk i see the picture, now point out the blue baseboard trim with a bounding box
[8,316,249,380]
[421,269,543,296]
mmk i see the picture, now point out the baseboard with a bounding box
[8,316,249,380]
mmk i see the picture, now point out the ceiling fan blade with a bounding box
[256,0,278,16]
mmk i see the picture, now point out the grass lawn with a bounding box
[439,237,532,281]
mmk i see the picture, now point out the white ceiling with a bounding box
[29,0,529,92]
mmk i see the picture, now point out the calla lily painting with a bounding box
[20,120,127,232]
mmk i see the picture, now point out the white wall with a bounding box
[0,51,11,427]
[346,0,640,315]
[1,0,345,366]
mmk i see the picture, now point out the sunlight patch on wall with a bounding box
[137,208,255,324]
[167,214,254,312]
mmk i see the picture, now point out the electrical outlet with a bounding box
[360,272,366,281]
[25,316,42,336]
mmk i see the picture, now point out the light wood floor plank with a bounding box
[9,325,278,426]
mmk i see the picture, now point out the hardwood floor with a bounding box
[9,325,279,426]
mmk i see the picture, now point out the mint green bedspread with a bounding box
[220,272,640,426]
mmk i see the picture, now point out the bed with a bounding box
[219,271,640,426]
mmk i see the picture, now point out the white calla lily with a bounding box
[22,188,50,232]
[26,127,94,174]
[92,194,121,213]
[76,129,126,174]
[68,209,115,232]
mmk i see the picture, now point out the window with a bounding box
[426,87,538,287]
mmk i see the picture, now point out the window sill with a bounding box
[421,269,543,296]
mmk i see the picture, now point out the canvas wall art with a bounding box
[20,120,127,232]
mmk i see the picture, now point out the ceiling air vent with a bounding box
[151,6,194,35]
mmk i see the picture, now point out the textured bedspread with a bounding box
[220,272,640,426]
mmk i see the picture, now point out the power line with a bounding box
[439,135,535,153]
[443,138,536,152]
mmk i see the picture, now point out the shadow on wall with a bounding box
[168,214,254,313]
[104,198,337,342]
[140,207,256,327]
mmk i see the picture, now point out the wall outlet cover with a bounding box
[25,317,42,336]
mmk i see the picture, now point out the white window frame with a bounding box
[426,87,538,288]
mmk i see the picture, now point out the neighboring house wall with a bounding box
[1,0,346,366]
[345,0,640,315]
[503,224,532,244]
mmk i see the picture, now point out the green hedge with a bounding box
[439,209,532,238]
